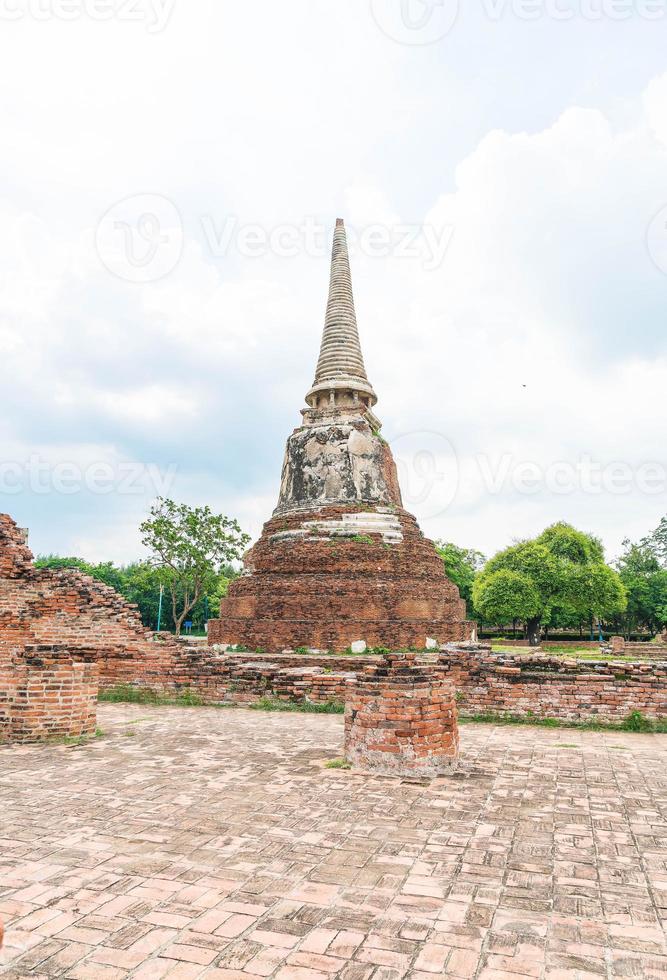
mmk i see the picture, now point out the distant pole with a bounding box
[157,583,164,632]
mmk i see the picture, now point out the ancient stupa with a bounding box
[208,219,472,652]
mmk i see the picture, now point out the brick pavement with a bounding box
[1,705,666,978]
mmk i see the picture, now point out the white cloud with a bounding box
[1,6,666,564]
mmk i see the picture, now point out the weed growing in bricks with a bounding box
[325,757,352,769]
[248,697,345,714]
[99,685,208,707]
[459,710,667,733]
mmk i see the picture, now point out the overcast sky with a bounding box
[1,0,666,565]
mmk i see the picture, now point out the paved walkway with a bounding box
[1,705,666,978]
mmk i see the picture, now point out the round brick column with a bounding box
[344,653,459,775]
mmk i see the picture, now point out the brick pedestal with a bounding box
[344,653,459,775]
[2,644,98,744]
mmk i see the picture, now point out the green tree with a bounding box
[648,516,667,567]
[140,498,249,635]
[33,554,236,633]
[434,541,485,617]
[473,522,626,646]
[616,537,667,636]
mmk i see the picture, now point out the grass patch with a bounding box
[459,709,667,733]
[325,757,352,769]
[248,697,345,714]
[490,643,655,662]
[99,685,206,707]
[57,727,104,747]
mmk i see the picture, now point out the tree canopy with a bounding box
[140,498,250,635]
[473,522,626,645]
[434,541,486,618]
[615,531,667,636]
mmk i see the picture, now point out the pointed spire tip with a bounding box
[335,217,344,227]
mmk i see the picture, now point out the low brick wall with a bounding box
[100,649,379,704]
[98,646,666,724]
[438,647,667,723]
[1,644,98,743]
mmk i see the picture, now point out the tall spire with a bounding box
[305,219,378,415]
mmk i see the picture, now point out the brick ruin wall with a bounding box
[438,645,667,723]
[0,513,185,741]
[2,513,666,728]
[102,646,667,724]
[1,644,98,743]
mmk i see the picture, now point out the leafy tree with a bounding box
[616,536,667,636]
[434,541,485,617]
[648,516,667,567]
[140,498,249,635]
[34,554,236,633]
[473,522,626,645]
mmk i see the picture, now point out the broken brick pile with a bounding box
[344,652,459,775]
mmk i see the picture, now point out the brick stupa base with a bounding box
[209,505,473,653]
[344,653,459,775]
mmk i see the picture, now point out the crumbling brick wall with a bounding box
[0,512,185,740]
[439,644,667,723]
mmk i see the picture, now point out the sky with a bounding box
[1,0,666,566]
